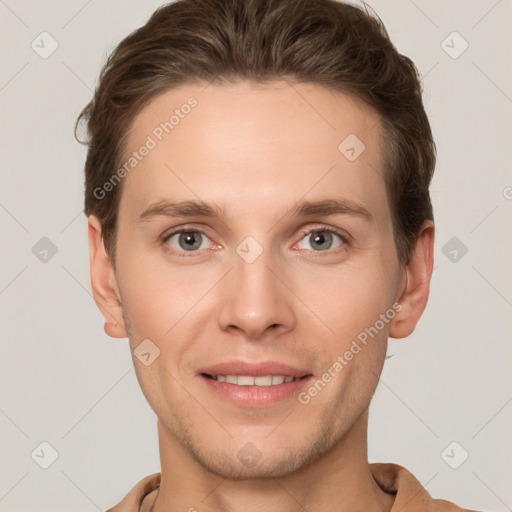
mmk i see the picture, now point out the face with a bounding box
[96,80,411,479]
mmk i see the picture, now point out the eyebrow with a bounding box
[292,198,372,220]
[138,199,223,222]
[137,198,372,223]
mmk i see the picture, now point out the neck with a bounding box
[146,409,394,512]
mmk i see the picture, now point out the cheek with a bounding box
[295,260,395,344]
[117,254,217,387]
[117,249,206,335]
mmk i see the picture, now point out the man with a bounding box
[78,0,476,510]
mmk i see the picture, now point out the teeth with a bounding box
[238,375,255,386]
[255,376,273,386]
[210,375,300,386]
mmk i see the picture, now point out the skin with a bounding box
[88,80,434,512]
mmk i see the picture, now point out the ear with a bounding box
[389,220,435,339]
[88,215,127,339]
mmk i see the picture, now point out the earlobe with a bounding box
[389,220,435,339]
[88,215,127,339]
[104,319,126,338]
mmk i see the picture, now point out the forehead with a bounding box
[118,80,387,223]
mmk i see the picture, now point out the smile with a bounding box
[203,374,302,386]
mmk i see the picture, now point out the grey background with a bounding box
[1,0,511,510]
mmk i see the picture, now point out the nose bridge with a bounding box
[217,239,295,337]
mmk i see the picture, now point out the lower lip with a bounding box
[200,375,314,408]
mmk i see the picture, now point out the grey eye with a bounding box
[298,230,343,251]
[167,231,211,251]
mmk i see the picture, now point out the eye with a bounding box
[163,230,213,253]
[296,226,347,252]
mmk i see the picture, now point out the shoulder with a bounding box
[105,472,161,512]
[370,462,478,511]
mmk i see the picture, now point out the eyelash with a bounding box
[160,224,349,257]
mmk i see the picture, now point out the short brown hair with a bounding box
[77,0,436,265]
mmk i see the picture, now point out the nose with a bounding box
[216,247,296,340]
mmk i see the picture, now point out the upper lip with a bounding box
[199,360,311,378]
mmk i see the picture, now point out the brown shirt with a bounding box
[105,463,478,512]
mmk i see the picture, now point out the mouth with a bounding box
[197,361,314,407]
[201,373,309,386]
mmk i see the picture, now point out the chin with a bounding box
[195,452,308,481]
[188,432,334,481]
